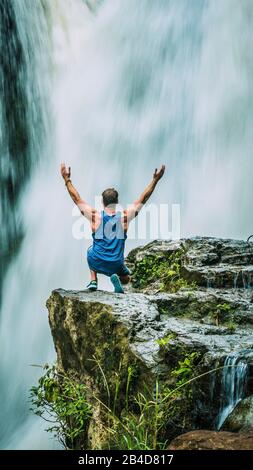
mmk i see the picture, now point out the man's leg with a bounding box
[90,270,98,281]
[87,270,98,291]
[119,264,131,285]
[120,274,130,285]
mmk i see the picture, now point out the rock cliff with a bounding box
[46,237,253,449]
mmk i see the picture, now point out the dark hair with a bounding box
[102,188,119,207]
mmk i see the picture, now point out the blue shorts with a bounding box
[87,247,130,277]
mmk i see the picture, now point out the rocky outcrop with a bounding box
[47,237,253,449]
[127,237,253,290]
[168,430,253,450]
[222,396,253,432]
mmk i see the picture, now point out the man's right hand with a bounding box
[61,163,71,182]
[153,165,166,182]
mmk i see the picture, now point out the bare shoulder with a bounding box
[77,200,100,218]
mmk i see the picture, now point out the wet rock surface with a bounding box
[127,237,253,290]
[222,396,253,432]
[47,288,253,370]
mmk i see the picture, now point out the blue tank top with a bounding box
[91,211,127,262]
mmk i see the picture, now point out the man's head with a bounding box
[102,188,119,207]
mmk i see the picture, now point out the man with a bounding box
[61,163,165,293]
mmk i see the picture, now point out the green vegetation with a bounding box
[171,352,200,389]
[225,320,237,333]
[210,303,235,327]
[160,351,201,433]
[109,351,201,449]
[125,366,136,412]
[155,333,177,349]
[131,251,196,293]
[31,352,204,450]
[30,365,92,449]
[107,381,166,450]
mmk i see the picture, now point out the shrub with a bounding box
[30,365,92,449]
[132,251,196,293]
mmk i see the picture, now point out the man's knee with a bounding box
[120,275,131,285]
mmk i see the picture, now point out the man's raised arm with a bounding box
[60,163,96,221]
[125,165,166,223]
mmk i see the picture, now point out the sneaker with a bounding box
[87,280,98,291]
[110,274,124,294]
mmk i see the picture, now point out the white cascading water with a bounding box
[1,0,253,449]
[216,351,253,430]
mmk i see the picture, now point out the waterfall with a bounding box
[0,0,51,303]
[216,351,253,430]
[0,0,54,449]
[1,0,253,449]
